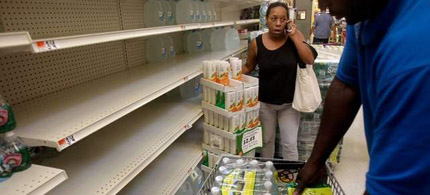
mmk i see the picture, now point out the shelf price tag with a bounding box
[237,127,263,155]
[184,124,192,130]
[35,40,59,52]
[58,135,76,150]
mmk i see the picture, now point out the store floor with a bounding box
[334,108,369,195]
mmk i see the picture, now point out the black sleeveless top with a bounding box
[256,34,301,105]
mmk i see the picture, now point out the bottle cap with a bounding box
[211,187,220,195]
[218,166,227,173]
[222,157,230,164]
[264,181,272,190]
[265,161,274,168]
[236,159,244,165]
[250,160,259,168]
[215,176,223,184]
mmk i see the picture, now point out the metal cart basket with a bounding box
[198,155,345,195]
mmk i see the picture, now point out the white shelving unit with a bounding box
[0,19,257,54]
[14,42,248,151]
[0,165,67,195]
[40,96,202,195]
[118,123,204,195]
[0,1,255,194]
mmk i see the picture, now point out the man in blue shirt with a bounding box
[295,0,430,194]
[311,7,334,44]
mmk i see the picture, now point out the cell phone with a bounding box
[286,23,293,33]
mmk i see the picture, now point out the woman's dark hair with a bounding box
[266,2,289,19]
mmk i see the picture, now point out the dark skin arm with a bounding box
[295,77,361,195]
[288,20,315,65]
[242,38,258,75]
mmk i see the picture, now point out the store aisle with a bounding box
[334,108,369,195]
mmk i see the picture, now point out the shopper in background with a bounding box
[310,5,334,44]
[295,0,430,194]
[243,2,317,160]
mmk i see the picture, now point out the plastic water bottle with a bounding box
[163,35,176,58]
[179,76,201,99]
[202,28,213,51]
[144,0,166,27]
[175,177,194,195]
[192,0,201,22]
[214,175,224,187]
[176,0,194,24]
[211,187,221,195]
[209,28,220,50]
[225,27,240,50]
[259,1,270,30]
[199,0,207,22]
[250,159,261,170]
[168,0,176,25]
[265,161,276,172]
[252,181,275,194]
[190,0,199,23]
[204,1,213,22]
[218,165,233,175]
[0,95,16,134]
[209,2,217,22]
[162,0,174,25]
[1,131,31,172]
[145,36,167,63]
[185,30,204,53]
[210,28,227,51]
[189,167,204,193]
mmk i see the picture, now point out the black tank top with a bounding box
[256,34,300,105]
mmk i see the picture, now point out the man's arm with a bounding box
[310,26,315,37]
[242,39,257,75]
[295,77,361,194]
[310,19,317,38]
[330,17,336,40]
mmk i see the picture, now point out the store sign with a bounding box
[237,127,263,155]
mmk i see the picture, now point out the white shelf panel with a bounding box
[202,143,230,156]
[14,42,247,151]
[204,123,237,140]
[41,97,202,195]
[0,165,67,195]
[118,123,203,195]
[0,20,257,54]
[0,32,33,54]
[235,19,259,26]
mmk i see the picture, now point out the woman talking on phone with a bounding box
[243,2,317,160]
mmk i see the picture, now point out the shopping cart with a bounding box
[197,155,345,195]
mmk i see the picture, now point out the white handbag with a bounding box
[292,65,322,113]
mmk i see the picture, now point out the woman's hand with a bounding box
[286,20,298,37]
[286,20,315,64]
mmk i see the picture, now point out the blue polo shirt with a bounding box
[336,0,430,194]
[313,12,333,39]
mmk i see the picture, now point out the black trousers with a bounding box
[313,37,329,44]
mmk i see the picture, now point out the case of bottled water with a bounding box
[144,0,166,27]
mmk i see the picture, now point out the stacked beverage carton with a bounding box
[298,46,344,163]
[201,58,263,168]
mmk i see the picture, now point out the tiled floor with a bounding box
[334,109,369,195]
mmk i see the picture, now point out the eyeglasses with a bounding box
[269,17,287,23]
